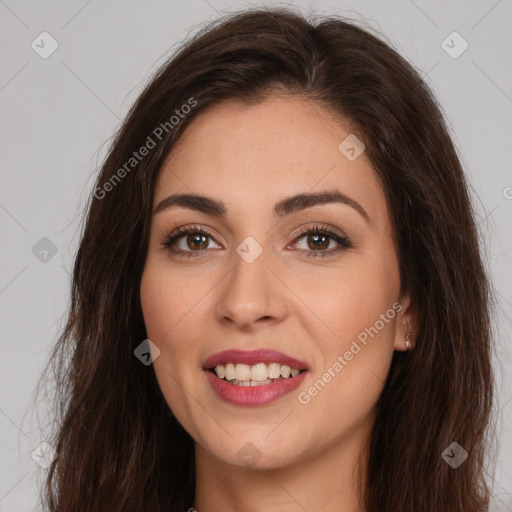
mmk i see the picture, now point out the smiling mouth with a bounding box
[208,362,307,386]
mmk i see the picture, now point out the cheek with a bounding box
[140,259,217,381]
[140,281,169,339]
[140,264,206,433]
[299,255,399,345]
[296,252,399,417]
[139,264,192,392]
[140,259,203,342]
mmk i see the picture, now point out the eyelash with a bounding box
[161,223,352,260]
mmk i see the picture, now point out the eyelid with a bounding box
[291,222,348,241]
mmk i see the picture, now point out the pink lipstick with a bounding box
[203,348,309,407]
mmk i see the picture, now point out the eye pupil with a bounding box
[308,234,329,250]
[188,233,208,250]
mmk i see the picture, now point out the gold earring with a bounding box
[405,333,412,350]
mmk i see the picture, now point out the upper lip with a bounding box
[203,349,310,370]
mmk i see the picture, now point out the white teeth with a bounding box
[280,365,291,378]
[251,379,272,386]
[216,364,226,379]
[268,362,281,379]
[229,378,272,386]
[213,362,303,384]
[235,363,251,381]
[250,363,268,382]
[225,363,236,381]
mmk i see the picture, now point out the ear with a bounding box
[393,292,417,351]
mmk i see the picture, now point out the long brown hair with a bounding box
[36,7,496,511]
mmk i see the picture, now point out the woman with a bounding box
[38,7,496,512]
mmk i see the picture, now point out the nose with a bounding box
[215,247,288,331]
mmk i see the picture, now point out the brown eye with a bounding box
[305,233,331,251]
[295,231,347,252]
[293,229,350,256]
[163,226,221,256]
[184,233,210,250]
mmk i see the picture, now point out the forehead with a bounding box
[154,95,386,224]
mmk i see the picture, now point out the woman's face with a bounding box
[140,95,412,470]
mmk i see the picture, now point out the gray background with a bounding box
[0,1,511,510]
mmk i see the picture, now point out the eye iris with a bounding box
[308,234,329,250]
[187,233,208,250]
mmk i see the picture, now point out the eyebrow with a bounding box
[153,189,370,223]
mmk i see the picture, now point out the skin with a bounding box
[140,94,415,512]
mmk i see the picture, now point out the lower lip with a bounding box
[204,370,308,406]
